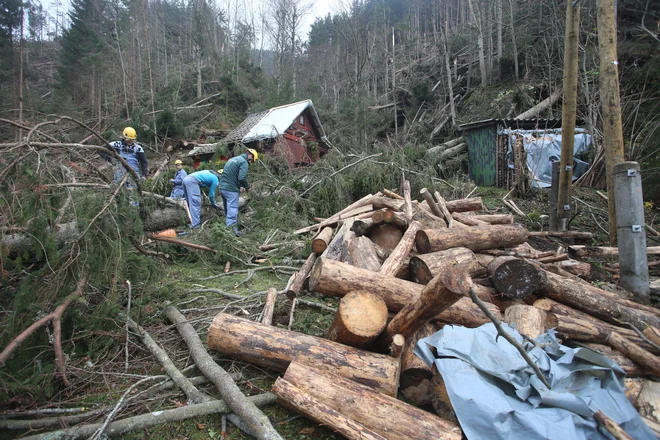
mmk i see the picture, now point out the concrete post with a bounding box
[549,161,561,231]
[614,161,650,302]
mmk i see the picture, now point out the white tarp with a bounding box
[503,128,592,188]
[415,324,654,440]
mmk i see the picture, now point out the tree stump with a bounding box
[487,256,547,299]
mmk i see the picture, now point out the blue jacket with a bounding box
[219,154,250,193]
[170,168,187,197]
[102,140,148,181]
[189,170,220,207]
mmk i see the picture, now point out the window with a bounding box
[299,115,305,125]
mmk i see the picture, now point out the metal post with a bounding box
[549,161,561,231]
[614,161,650,303]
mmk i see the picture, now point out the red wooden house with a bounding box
[189,100,328,168]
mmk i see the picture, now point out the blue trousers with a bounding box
[183,175,202,228]
[221,190,240,232]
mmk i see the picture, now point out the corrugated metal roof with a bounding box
[224,111,269,144]
[242,100,326,143]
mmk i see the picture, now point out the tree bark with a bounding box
[504,305,546,339]
[412,208,447,229]
[276,361,461,440]
[207,313,400,396]
[322,218,355,261]
[608,332,660,377]
[403,180,413,223]
[285,253,317,299]
[528,230,593,240]
[261,288,278,325]
[272,378,387,440]
[487,256,547,299]
[379,221,422,277]
[557,260,592,278]
[429,374,459,425]
[409,247,478,285]
[451,212,488,226]
[539,271,660,331]
[312,227,334,254]
[380,265,472,347]
[444,197,485,212]
[416,225,529,254]
[420,188,450,225]
[341,236,381,271]
[165,307,283,440]
[400,323,436,406]
[434,296,502,328]
[437,143,468,161]
[369,224,403,251]
[326,290,388,349]
[471,214,514,224]
[383,209,409,230]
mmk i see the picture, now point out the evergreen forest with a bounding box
[1,0,659,438]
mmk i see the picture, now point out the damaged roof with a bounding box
[189,100,327,157]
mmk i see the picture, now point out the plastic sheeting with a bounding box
[414,324,654,440]
[503,128,592,188]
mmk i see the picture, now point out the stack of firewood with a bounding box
[206,185,660,439]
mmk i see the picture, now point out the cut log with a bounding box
[383,188,403,200]
[409,247,478,285]
[487,256,548,299]
[504,305,547,339]
[579,343,647,377]
[261,288,278,325]
[371,196,405,211]
[383,209,408,230]
[539,271,660,331]
[326,291,388,349]
[437,143,467,161]
[371,210,386,224]
[607,332,660,377]
[416,225,529,254]
[369,224,403,251]
[474,284,525,313]
[444,197,485,213]
[412,207,447,229]
[434,191,455,229]
[429,373,459,425]
[451,212,488,226]
[379,221,422,277]
[278,361,461,440]
[568,245,660,258]
[341,236,381,271]
[528,230,593,240]
[403,180,414,223]
[272,378,387,440]
[352,218,374,237]
[642,327,660,348]
[471,214,514,224]
[295,201,373,234]
[207,313,400,396]
[400,323,437,406]
[322,218,355,261]
[420,188,450,225]
[312,227,334,254]
[635,380,660,424]
[285,253,317,299]
[557,259,592,278]
[427,137,464,155]
[380,264,472,346]
[310,258,498,327]
[389,334,405,358]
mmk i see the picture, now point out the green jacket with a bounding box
[219,153,250,193]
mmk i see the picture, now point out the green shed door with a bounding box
[467,125,498,186]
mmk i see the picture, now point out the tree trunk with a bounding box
[383,209,409,231]
[420,188,451,225]
[400,323,437,406]
[539,271,660,331]
[608,332,660,377]
[341,236,381,271]
[471,214,514,224]
[369,224,403,251]
[379,221,422,277]
[514,88,564,120]
[504,305,547,339]
[380,265,472,346]
[261,288,278,325]
[207,313,400,396]
[322,218,355,261]
[276,361,461,440]
[557,260,592,278]
[272,378,387,440]
[326,290,388,349]
[412,208,447,229]
[579,343,647,377]
[403,180,414,223]
[312,227,334,254]
[438,143,468,161]
[285,253,317,299]
[468,0,488,86]
[416,225,529,254]
[409,247,478,285]
[444,197,485,212]
[429,374,459,425]
[352,218,375,237]
[451,212,489,226]
[568,245,660,258]
[487,256,548,299]
[528,231,593,240]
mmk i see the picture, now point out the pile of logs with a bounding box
[205,185,660,438]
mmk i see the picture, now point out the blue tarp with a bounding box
[415,324,654,440]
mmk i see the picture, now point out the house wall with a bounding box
[467,124,498,186]
[277,109,325,166]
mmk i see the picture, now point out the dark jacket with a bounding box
[219,153,250,193]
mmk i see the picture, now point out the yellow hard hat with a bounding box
[122,127,137,140]
[246,148,259,161]
[174,160,183,165]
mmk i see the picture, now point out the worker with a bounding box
[101,127,148,184]
[219,148,258,236]
[169,160,187,199]
[182,169,222,230]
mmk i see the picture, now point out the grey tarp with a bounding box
[414,324,654,440]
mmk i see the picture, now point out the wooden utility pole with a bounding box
[557,0,581,231]
[597,0,626,244]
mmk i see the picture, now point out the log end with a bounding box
[338,290,389,338]
[415,230,431,254]
[409,256,433,285]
